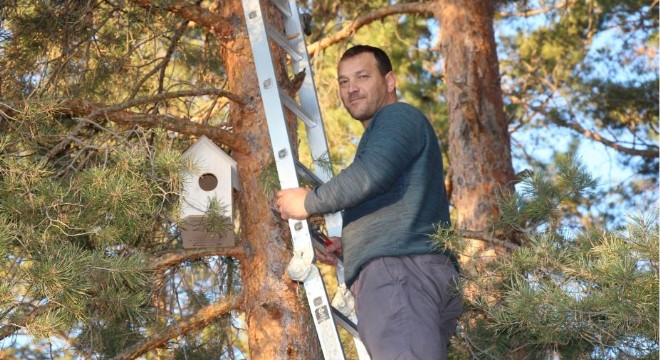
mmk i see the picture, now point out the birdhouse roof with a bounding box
[182,136,240,190]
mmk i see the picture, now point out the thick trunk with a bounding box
[437,0,515,231]
[436,0,516,259]
[220,1,319,358]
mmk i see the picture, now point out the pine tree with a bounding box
[0,0,656,359]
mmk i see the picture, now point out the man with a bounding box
[277,45,462,359]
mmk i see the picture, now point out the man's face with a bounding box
[337,52,396,122]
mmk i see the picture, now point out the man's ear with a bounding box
[385,71,396,92]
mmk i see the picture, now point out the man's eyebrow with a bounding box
[338,69,369,79]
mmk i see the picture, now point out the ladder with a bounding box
[240,0,369,359]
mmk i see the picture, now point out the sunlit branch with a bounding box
[128,19,191,101]
[0,91,250,153]
[150,247,245,271]
[306,1,575,57]
[498,0,573,18]
[111,295,243,360]
[0,303,56,342]
[548,115,659,158]
[460,230,520,251]
[307,2,434,57]
[129,0,234,38]
[102,88,248,110]
[509,97,659,159]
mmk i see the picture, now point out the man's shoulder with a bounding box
[375,102,429,126]
[380,101,422,114]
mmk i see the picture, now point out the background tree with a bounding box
[0,0,656,359]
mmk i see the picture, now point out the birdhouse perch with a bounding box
[180,136,240,248]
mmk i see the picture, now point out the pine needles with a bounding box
[438,157,659,359]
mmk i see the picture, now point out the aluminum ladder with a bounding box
[240,0,369,358]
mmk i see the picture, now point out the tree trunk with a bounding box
[436,0,516,258]
[220,0,319,358]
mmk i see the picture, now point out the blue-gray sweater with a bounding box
[304,102,450,287]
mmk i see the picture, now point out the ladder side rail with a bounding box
[281,1,333,183]
[281,1,344,241]
[281,4,369,357]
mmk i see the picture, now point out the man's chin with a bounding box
[349,113,364,121]
[351,113,372,121]
[347,108,368,121]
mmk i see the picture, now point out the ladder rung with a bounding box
[309,226,344,263]
[280,91,317,128]
[331,307,359,338]
[268,0,292,18]
[294,158,323,186]
[265,23,303,61]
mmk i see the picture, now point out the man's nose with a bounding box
[347,81,359,93]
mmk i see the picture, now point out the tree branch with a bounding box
[128,19,191,101]
[498,0,572,18]
[0,303,56,341]
[129,0,234,38]
[546,115,659,158]
[0,89,251,153]
[150,246,245,271]
[306,1,571,57]
[99,88,248,110]
[460,230,520,251]
[102,111,246,153]
[307,2,434,56]
[111,295,243,360]
[509,96,659,158]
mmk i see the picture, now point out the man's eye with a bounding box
[358,74,369,80]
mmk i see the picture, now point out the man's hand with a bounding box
[315,236,343,265]
[276,187,311,220]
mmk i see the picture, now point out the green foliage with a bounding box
[499,0,658,227]
[259,159,280,197]
[494,153,597,236]
[439,156,659,359]
[203,198,233,239]
[0,0,656,358]
[478,215,658,359]
[1,3,247,354]
[0,97,200,357]
[429,225,468,257]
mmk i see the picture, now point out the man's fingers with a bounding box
[276,192,289,220]
[314,249,337,265]
[325,236,343,254]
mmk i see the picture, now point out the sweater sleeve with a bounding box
[305,103,427,214]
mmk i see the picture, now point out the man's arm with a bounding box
[305,104,427,214]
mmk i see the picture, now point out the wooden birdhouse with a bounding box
[180,136,240,248]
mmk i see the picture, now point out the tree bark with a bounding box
[436,0,516,258]
[219,1,320,359]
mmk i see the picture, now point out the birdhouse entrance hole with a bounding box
[198,173,218,191]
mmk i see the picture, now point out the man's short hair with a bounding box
[340,45,393,76]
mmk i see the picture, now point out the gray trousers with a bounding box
[350,253,463,360]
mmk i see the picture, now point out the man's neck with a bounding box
[360,99,398,129]
[361,119,371,129]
